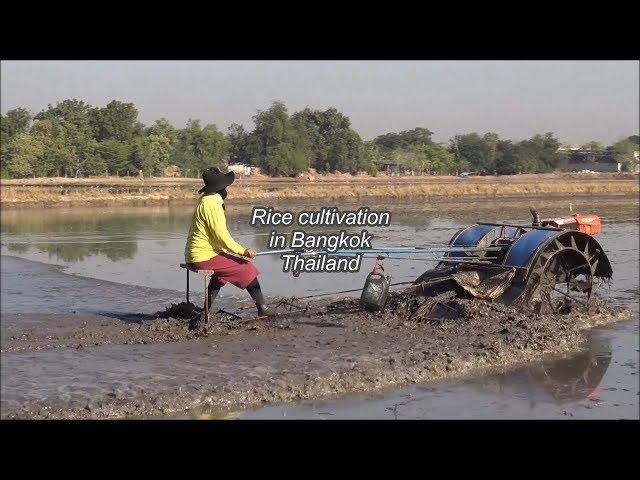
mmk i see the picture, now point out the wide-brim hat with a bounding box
[197,167,235,194]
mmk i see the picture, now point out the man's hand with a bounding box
[244,248,257,259]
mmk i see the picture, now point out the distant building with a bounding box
[558,144,583,152]
[227,164,252,176]
[561,149,620,173]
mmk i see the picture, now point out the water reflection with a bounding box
[5,239,138,263]
[1,206,189,263]
[6,243,29,254]
[1,206,191,237]
[1,198,637,304]
[44,241,137,262]
[477,333,612,405]
[0,204,461,267]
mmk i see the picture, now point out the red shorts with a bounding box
[187,253,259,289]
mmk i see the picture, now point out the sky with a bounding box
[1,61,638,145]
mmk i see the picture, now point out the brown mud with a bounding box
[1,293,630,419]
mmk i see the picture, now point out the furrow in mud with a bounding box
[1,296,630,419]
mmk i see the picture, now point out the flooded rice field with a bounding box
[1,195,638,419]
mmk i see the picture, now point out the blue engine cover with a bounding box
[448,224,496,257]
[448,224,521,257]
[503,229,559,269]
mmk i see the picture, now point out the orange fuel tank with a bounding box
[542,214,601,235]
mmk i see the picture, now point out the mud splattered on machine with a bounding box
[362,208,613,315]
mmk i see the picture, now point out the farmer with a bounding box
[185,167,275,328]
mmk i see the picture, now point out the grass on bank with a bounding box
[1,175,638,207]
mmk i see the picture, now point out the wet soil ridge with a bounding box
[1,294,629,419]
[0,305,283,354]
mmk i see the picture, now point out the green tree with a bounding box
[82,141,107,175]
[6,133,43,177]
[174,120,229,175]
[89,100,141,142]
[139,134,172,175]
[30,119,77,176]
[201,124,230,165]
[34,99,95,176]
[494,140,520,175]
[175,119,203,173]
[146,118,177,173]
[450,133,494,174]
[373,127,433,151]
[0,116,8,175]
[4,120,77,177]
[91,139,131,175]
[611,137,639,172]
[2,109,34,176]
[515,133,561,173]
[35,99,93,138]
[1,108,32,137]
[227,123,251,164]
[291,107,364,172]
[483,132,500,169]
[359,142,383,175]
[147,118,177,146]
[249,101,309,176]
[413,143,457,174]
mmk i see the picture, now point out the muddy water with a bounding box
[1,195,638,419]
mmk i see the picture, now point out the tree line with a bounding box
[1,99,638,178]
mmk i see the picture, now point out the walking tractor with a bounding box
[360,207,612,316]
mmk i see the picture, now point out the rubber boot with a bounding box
[208,283,221,311]
[246,279,276,318]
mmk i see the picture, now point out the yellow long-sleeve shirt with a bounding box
[184,194,246,263]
